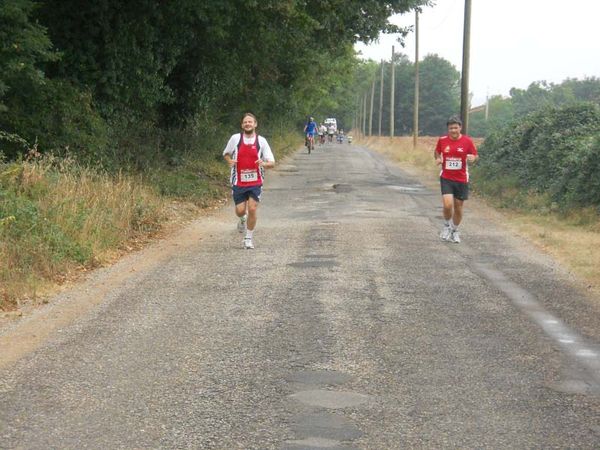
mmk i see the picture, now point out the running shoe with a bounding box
[440,225,452,241]
[243,237,254,249]
[237,215,247,233]
[450,230,461,244]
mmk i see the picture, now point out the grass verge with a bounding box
[358,135,600,299]
[0,131,299,311]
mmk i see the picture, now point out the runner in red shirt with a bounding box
[223,113,275,249]
[434,116,478,243]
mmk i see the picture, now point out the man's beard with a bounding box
[243,127,255,136]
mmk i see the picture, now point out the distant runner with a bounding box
[327,124,335,142]
[223,113,275,249]
[318,123,327,145]
[434,116,478,244]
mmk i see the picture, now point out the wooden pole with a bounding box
[460,0,472,134]
[413,10,420,148]
[390,45,395,138]
[369,80,375,136]
[378,59,384,136]
[362,93,368,136]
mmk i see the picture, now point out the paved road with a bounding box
[2,142,600,449]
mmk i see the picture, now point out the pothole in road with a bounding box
[284,370,365,447]
[288,261,339,269]
[546,379,600,395]
[470,254,501,265]
[278,165,299,172]
[289,390,370,409]
[332,184,353,193]
[304,254,338,260]
[283,437,359,449]
[290,413,363,441]
[286,370,352,386]
[318,221,340,226]
[386,184,424,192]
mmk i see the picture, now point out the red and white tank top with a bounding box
[234,134,263,187]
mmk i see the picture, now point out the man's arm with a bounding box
[466,141,478,162]
[223,135,237,167]
[257,138,276,168]
[224,153,236,167]
[257,159,275,169]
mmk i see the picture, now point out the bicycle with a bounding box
[305,134,315,154]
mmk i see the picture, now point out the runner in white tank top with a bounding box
[223,113,275,249]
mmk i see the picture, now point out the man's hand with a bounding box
[435,157,443,166]
[225,157,237,168]
[466,154,477,163]
[256,159,274,168]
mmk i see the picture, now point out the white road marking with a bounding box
[473,263,600,386]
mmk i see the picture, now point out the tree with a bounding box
[417,54,460,135]
[361,52,460,136]
[0,0,56,111]
[3,0,429,162]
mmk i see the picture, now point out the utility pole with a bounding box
[356,96,361,136]
[460,0,472,134]
[485,96,489,121]
[378,59,384,136]
[390,45,395,138]
[413,10,420,148]
[362,93,368,136]
[369,80,375,136]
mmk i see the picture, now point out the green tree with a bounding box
[0,1,107,160]
[468,95,514,137]
[0,0,56,110]
[1,0,429,162]
[417,54,460,135]
[359,52,460,136]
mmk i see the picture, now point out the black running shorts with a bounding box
[440,177,469,200]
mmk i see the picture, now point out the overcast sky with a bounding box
[355,0,600,106]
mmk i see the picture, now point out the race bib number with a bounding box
[445,158,463,170]
[240,169,258,183]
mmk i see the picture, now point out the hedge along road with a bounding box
[1,142,600,449]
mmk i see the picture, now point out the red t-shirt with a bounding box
[435,134,478,183]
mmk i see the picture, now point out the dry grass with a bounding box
[0,156,167,309]
[357,134,600,298]
[0,130,301,311]
[358,135,441,185]
[502,211,600,291]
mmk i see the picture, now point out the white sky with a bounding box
[355,0,600,106]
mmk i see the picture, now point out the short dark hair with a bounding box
[446,116,462,127]
[242,112,257,122]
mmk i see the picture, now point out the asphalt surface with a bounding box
[1,141,600,449]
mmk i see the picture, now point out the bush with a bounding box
[474,103,600,209]
[0,79,109,161]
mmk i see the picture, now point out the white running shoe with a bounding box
[237,215,247,233]
[243,237,254,249]
[450,230,461,243]
[440,225,452,241]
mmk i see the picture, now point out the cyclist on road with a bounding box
[223,113,275,249]
[304,116,318,153]
[435,116,478,244]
